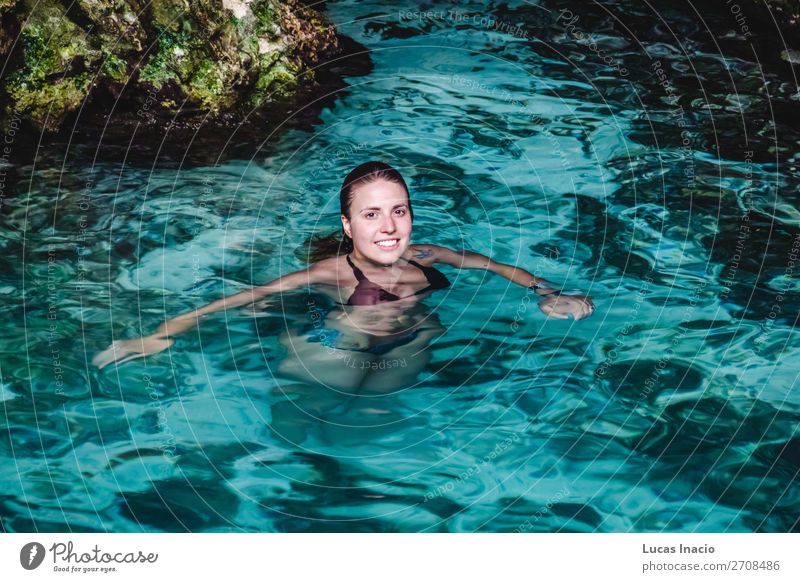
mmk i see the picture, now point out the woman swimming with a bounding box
[93,161,595,384]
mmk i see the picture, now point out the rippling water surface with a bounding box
[2,0,799,532]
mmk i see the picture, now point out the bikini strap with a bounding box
[346,254,366,281]
[408,259,449,289]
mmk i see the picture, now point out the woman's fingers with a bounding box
[91,349,113,369]
[539,295,595,320]
[93,337,173,369]
[542,305,570,319]
[586,299,596,317]
[92,342,127,369]
[114,351,150,366]
[573,297,594,319]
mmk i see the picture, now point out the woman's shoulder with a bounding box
[308,255,350,284]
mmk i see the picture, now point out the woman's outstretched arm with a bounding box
[414,244,595,320]
[93,264,326,368]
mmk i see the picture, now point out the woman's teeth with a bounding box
[376,239,399,248]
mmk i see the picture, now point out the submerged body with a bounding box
[269,245,454,443]
[307,245,451,348]
[278,245,451,391]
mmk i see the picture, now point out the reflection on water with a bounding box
[1,0,798,532]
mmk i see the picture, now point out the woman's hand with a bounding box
[92,335,175,369]
[538,294,595,320]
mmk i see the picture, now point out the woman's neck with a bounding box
[350,250,407,271]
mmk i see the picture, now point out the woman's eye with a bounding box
[365,212,376,219]
[395,208,406,216]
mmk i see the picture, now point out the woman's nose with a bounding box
[380,216,396,232]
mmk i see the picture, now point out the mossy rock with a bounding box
[4,0,96,130]
[1,0,343,131]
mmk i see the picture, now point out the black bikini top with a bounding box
[345,254,450,306]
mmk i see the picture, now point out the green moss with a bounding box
[8,73,90,129]
[250,0,277,35]
[247,1,304,106]
[149,0,191,34]
[101,52,128,82]
[3,0,95,127]
[186,58,228,111]
[251,58,298,106]
[77,0,147,54]
[2,0,339,129]
[17,4,89,80]
[139,28,240,111]
[138,29,193,88]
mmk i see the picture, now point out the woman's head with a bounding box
[339,162,413,265]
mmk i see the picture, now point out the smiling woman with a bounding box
[306,161,416,263]
[92,161,594,379]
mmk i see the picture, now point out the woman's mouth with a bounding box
[375,238,400,250]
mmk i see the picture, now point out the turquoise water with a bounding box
[2,0,799,532]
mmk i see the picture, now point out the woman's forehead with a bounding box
[350,180,409,211]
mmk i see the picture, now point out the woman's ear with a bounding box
[341,215,352,238]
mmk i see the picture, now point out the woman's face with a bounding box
[341,178,412,265]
